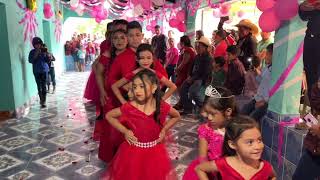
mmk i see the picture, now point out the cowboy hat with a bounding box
[235,19,259,35]
[196,36,211,47]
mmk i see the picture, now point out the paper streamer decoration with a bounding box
[269,41,304,97]
[54,19,62,42]
[17,0,38,44]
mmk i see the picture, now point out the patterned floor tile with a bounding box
[180,135,198,144]
[7,170,34,180]
[38,129,59,137]
[45,176,64,180]
[167,143,193,160]
[175,164,188,180]
[75,165,101,177]
[0,132,7,138]
[0,136,37,151]
[26,146,48,155]
[25,112,55,120]
[0,154,23,173]
[48,133,83,147]
[10,121,47,133]
[34,151,84,171]
[81,142,98,151]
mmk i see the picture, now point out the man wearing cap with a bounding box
[299,1,320,99]
[235,19,258,71]
[28,37,49,108]
[179,36,213,114]
[151,25,167,65]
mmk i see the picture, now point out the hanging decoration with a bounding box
[91,5,108,23]
[43,2,54,19]
[168,9,186,32]
[257,0,299,32]
[17,0,38,44]
[26,0,37,12]
[54,18,62,42]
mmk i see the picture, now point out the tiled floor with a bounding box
[0,72,200,180]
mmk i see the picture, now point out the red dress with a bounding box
[102,101,176,180]
[215,157,273,180]
[175,47,196,88]
[99,48,137,162]
[92,55,111,141]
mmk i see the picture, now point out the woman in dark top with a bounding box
[299,0,320,99]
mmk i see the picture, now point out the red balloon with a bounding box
[169,18,179,28]
[256,0,276,12]
[177,22,186,32]
[274,0,299,20]
[176,10,185,21]
[146,25,152,31]
[259,8,281,32]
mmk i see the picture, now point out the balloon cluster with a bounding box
[168,9,186,32]
[211,3,235,23]
[70,0,85,16]
[257,0,299,32]
[43,3,54,19]
[146,20,157,33]
[91,5,108,23]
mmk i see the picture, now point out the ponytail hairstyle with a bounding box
[222,115,260,156]
[132,69,162,126]
[135,43,154,69]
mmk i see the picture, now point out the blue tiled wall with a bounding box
[261,111,307,180]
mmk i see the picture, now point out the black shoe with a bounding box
[41,104,47,108]
[96,114,103,121]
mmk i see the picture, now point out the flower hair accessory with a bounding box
[204,85,234,99]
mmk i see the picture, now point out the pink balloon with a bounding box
[220,4,231,16]
[95,18,102,23]
[177,22,186,32]
[259,8,281,32]
[274,0,299,20]
[169,18,179,28]
[131,0,140,5]
[237,10,245,18]
[256,0,276,12]
[212,9,221,18]
[43,3,53,19]
[141,0,151,10]
[176,10,185,22]
[146,25,152,31]
[151,20,157,26]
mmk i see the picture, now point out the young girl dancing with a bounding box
[196,115,276,180]
[104,69,180,180]
[111,43,177,105]
[183,86,237,180]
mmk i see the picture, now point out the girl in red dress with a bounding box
[195,116,276,180]
[97,29,129,161]
[111,43,177,105]
[103,69,180,180]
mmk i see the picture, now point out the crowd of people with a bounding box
[64,33,102,72]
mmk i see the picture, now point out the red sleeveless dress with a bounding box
[215,157,273,180]
[175,47,196,88]
[102,101,176,180]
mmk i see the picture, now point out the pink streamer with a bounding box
[269,41,304,97]
[277,117,299,167]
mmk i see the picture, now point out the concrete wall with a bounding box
[0,0,64,111]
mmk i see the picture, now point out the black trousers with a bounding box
[304,34,320,99]
[34,72,47,104]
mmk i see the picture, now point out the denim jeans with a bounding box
[180,80,203,111]
[293,150,320,180]
[166,64,176,83]
[241,99,268,122]
[47,67,56,86]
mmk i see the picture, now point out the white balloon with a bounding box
[75,8,84,16]
[133,4,144,16]
[78,3,85,10]
[70,0,79,8]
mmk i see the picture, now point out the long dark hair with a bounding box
[222,115,260,156]
[135,43,154,69]
[132,69,162,126]
[180,35,192,48]
[204,86,238,117]
[110,29,128,67]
